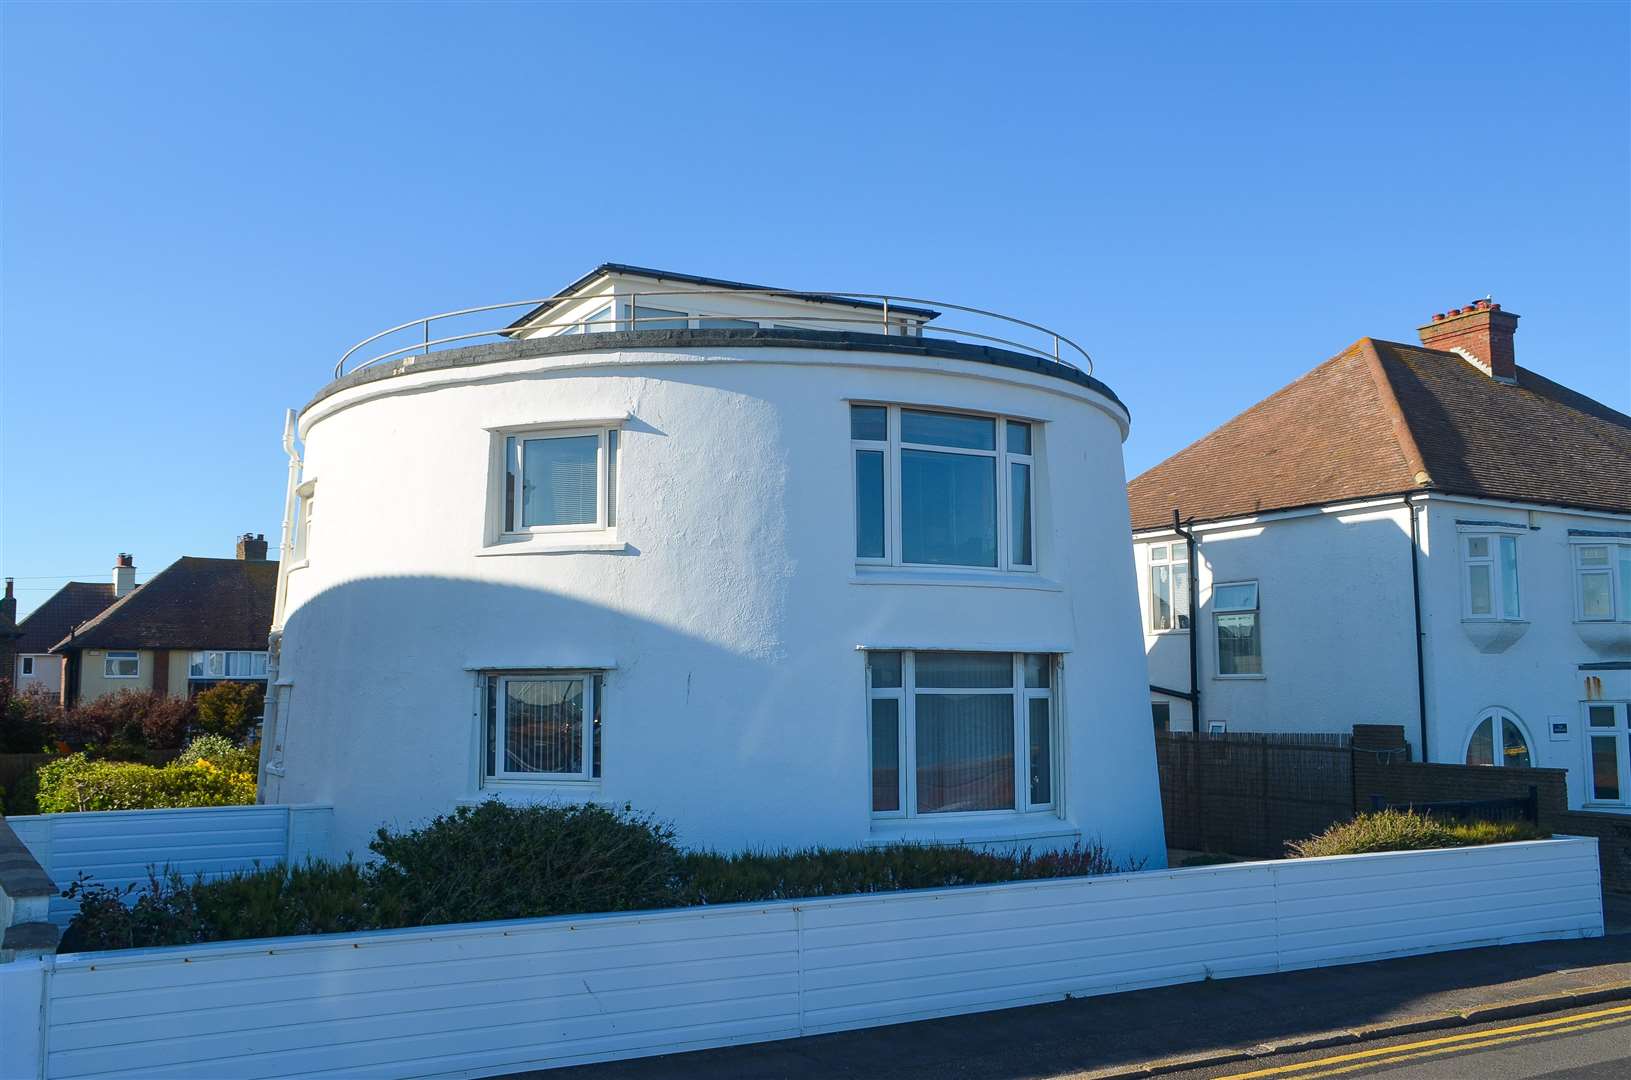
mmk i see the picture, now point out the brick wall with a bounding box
[1551,811,1631,895]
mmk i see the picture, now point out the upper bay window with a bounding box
[501,426,620,534]
[1148,543,1190,632]
[1462,533,1521,620]
[1574,542,1631,622]
[867,650,1055,819]
[851,404,1036,572]
[189,650,269,680]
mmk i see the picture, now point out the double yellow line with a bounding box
[1217,1002,1631,1079]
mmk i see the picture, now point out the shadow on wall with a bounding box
[272,573,870,854]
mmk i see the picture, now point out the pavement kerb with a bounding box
[1079,981,1631,1080]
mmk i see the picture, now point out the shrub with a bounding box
[58,690,194,759]
[368,801,685,925]
[192,682,264,743]
[1287,809,1542,858]
[177,733,259,776]
[35,753,256,813]
[0,680,61,753]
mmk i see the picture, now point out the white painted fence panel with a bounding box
[5,837,1604,1080]
[7,804,332,926]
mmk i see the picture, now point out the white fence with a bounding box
[0,836,1602,1080]
[6,805,333,927]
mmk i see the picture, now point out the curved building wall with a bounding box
[269,339,1166,865]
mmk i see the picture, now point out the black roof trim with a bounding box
[503,263,941,332]
[306,327,1122,418]
[1569,529,1631,539]
[1579,661,1631,671]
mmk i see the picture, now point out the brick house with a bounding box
[1128,300,1631,813]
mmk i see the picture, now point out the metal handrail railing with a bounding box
[336,288,1094,378]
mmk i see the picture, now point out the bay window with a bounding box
[189,650,269,680]
[1462,533,1521,619]
[501,426,619,533]
[484,671,603,782]
[851,404,1037,571]
[1584,702,1630,807]
[866,650,1056,819]
[1213,582,1261,676]
[1148,543,1190,631]
[1574,542,1631,621]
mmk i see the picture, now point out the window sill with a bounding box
[865,816,1078,849]
[850,567,1062,592]
[477,535,630,558]
[1149,628,1191,636]
[1461,618,1530,655]
[1214,673,1265,681]
[461,782,606,807]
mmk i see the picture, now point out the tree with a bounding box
[192,682,265,744]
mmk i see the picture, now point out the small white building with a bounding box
[1129,301,1631,813]
[263,264,1167,864]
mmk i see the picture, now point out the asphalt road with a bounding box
[1168,1002,1631,1080]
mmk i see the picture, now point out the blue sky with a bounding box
[3,1,1627,617]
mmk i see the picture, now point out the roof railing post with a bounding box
[882,297,890,336]
[423,318,430,358]
[628,292,638,332]
[1053,334,1060,362]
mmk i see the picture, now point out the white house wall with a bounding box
[272,343,1166,865]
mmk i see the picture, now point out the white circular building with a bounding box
[263,264,1167,866]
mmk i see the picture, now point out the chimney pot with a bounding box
[1418,300,1520,382]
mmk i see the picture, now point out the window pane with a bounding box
[1150,544,1168,561]
[504,436,518,531]
[632,305,688,330]
[189,652,205,678]
[850,405,887,441]
[1172,560,1191,629]
[502,679,583,774]
[591,675,603,779]
[1023,654,1050,688]
[1152,702,1171,732]
[915,692,1014,812]
[1214,583,1257,612]
[1588,705,1617,727]
[1216,613,1261,675]
[1010,462,1032,565]
[1467,564,1492,615]
[1579,545,1610,567]
[867,650,902,689]
[522,436,598,526]
[1028,696,1051,805]
[697,317,756,329]
[901,410,995,451]
[855,450,886,558]
[1150,564,1172,630]
[915,651,1012,688]
[1591,736,1621,801]
[485,677,497,777]
[1579,571,1612,619]
[901,450,997,566]
[1500,536,1520,617]
[583,304,613,331]
[606,430,619,527]
[1466,536,1490,559]
[871,698,901,812]
[1466,717,1494,766]
[1500,718,1531,768]
[1006,421,1031,455]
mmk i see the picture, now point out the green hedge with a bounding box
[1287,808,1542,858]
[63,800,1139,952]
[35,752,256,813]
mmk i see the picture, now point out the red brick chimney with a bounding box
[236,533,269,561]
[1418,299,1519,383]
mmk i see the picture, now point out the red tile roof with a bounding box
[1128,338,1631,531]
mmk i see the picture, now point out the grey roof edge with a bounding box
[306,328,1124,418]
[503,263,942,331]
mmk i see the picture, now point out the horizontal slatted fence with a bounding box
[10,836,1602,1080]
[7,805,332,927]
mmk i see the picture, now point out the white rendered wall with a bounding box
[271,343,1166,865]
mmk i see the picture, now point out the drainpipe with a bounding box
[1408,498,1429,761]
[258,409,302,797]
[1172,509,1201,736]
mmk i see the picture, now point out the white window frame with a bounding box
[104,651,139,679]
[1212,581,1262,678]
[1147,543,1191,633]
[552,303,614,336]
[850,403,1038,573]
[1571,539,1630,623]
[1460,530,1522,621]
[483,670,602,784]
[496,425,621,537]
[1464,706,1534,768]
[865,650,1058,822]
[1582,701,1631,808]
[20,656,33,676]
[188,650,270,680]
[291,480,316,566]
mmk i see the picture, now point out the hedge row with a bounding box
[33,752,256,814]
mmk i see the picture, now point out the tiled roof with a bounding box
[53,557,277,652]
[13,582,116,654]
[1128,338,1631,531]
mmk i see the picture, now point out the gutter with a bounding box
[259,409,302,797]
[1173,508,1201,735]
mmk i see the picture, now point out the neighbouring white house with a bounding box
[1129,300,1631,813]
[261,263,1168,864]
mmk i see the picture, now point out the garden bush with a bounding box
[57,689,193,760]
[35,752,256,813]
[191,682,264,743]
[1287,808,1542,858]
[176,733,260,777]
[63,799,1143,952]
[0,679,61,753]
